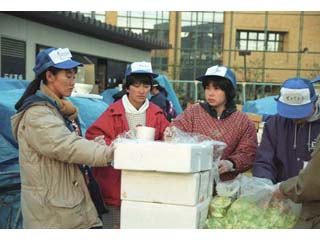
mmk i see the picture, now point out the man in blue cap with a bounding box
[253,77,320,183]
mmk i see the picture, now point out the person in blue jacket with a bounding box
[253,77,320,183]
[150,79,177,121]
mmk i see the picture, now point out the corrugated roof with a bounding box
[5,11,171,51]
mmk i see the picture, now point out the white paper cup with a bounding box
[136,126,155,141]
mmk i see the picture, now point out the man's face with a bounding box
[126,75,151,109]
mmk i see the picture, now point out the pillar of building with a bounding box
[168,11,181,80]
[106,11,118,25]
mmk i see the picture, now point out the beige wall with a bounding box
[223,11,320,83]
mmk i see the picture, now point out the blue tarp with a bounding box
[100,88,121,106]
[0,190,22,229]
[68,97,108,135]
[0,78,30,90]
[242,96,277,121]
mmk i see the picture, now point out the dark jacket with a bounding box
[253,102,320,183]
[150,91,167,114]
[85,100,169,207]
[279,135,320,229]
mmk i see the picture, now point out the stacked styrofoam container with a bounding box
[114,141,214,229]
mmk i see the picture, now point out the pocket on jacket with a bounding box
[48,189,85,228]
[49,187,84,208]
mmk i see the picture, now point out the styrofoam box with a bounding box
[114,141,213,173]
[121,170,213,206]
[120,198,211,229]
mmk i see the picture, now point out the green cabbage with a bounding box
[206,196,298,229]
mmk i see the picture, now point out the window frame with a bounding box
[236,30,285,52]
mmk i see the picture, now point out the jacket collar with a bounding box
[200,101,237,119]
[108,100,164,116]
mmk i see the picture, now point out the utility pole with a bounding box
[239,50,251,82]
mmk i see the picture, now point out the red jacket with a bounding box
[171,103,257,181]
[85,100,169,207]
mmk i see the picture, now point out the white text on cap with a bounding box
[279,87,311,105]
[48,48,72,64]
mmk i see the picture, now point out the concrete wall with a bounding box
[0,13,151,80]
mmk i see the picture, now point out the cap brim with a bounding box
[277,101,313,119]
[54,60,83,70]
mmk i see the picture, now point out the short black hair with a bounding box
[202,76,236,106]
[125,73,153,89]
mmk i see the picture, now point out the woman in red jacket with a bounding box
[86,61,169,228]
[166,65,257,182]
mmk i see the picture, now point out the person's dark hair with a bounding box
[15,67,67,110]
[152,80,168,97]
[125,73,153,90]
[202,76,236,107]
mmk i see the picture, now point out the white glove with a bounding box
[218,159,235,174]
[94,135,106,146]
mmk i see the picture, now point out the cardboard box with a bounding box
[121,170,213,206]
[114,141,213,173]
[120,198,210,229]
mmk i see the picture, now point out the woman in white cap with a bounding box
[85,61,169,228]
[12,47,114,228]
[253,77,320,184]
[165,65,257,183]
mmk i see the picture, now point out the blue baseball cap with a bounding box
[311,76,320,84]
[276,78,317,119]
[33,48,83,76]
[196,65,237,88]
[125,61,158,79]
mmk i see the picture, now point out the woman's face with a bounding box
[46,69,76,98]
[204,82,227,109]
[127,82,151,109]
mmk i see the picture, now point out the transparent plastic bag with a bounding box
[207,175,301,229]
[216,176,241,199]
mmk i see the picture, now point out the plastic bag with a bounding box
[216,176,241,199]
[206,175,301,229]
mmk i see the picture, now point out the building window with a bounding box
[117,11,170,42]
[236,30,285,52]
[1,37,26,79]
[180,11,224,80]
[117,11,170,75]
